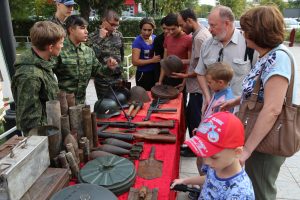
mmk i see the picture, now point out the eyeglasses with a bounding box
[217,48,224,62]
[106,20,119,29]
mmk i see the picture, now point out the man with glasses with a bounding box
[51,0,76,30]
[195,5,251,113]
[88,10,124,100]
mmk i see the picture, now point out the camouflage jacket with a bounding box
[53,38,107,104]
[50,15,66,31]
[88,29,124,65]
[11,49,59,134]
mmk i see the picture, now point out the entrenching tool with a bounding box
[127,101,136,116]
[137,146,163,180]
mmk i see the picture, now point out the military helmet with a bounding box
[160,55,183,76]
[94,98,121,119]
[129,86,151,103]
[103,87,130,109]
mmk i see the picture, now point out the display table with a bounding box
[116,93,186,200]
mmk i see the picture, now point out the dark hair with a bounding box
[103,9,119,21]
[180,8,197,22]
[139,17,156,29]
[164,13,179,26]
[65,15,88,35]
[160,16,166,26]
[30,21,65,51]
[240,6,284,48]
[206,62,234,83]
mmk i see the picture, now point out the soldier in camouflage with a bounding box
[11,21,65,134]
[88,10,125,99]
[54,15,118,104]
[50,0,77,30]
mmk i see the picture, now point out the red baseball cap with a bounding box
[185,112,244,158]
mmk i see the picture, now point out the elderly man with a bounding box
[51,0,76,29]
[195,5,252,113]
[172,8,211,157]
[88,10,124,99]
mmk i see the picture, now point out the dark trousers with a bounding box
[135,70,156,91]
[246,151,286,200]
[186,93,203,138]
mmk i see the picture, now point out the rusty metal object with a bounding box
[127,101,136,116]
[90,150,115,160]
[160,55,183,76]
[58,152,72,176]
[66,93,75,107]
[65,152,79,178]
[69,105,84,139]
[136,128,170,135]
[82,107,93,148]
[128,186,158,200]
[97,120,175,129]
[91,112,99,148]
[46,100,62,132]
[151,85,179,99]
[29,125,61,166]
[130,86,151,103]
[57,90,68,115]
[137,146,163,179]
[66,143,79,165]
[97,144,130,155]
[102,138,133,149]
[60,115,70,142]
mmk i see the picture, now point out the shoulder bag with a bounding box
[237,49,300,157]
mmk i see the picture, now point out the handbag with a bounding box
[237,49,300,157]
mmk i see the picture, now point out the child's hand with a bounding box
[170,179,185,189]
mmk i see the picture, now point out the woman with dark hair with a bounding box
[132,17,161,90]
[221,6,300,199]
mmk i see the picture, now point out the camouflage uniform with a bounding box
[53,37,107,104]
[50,15,66,31]
[11,49,59,134]
[87,29,125,99]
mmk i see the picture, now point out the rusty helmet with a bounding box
[129,86,151,103]
[160,55,183,76]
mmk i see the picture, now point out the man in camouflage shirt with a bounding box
[11,21,65,134]
[54,15,117,104]
[50,0,76,30]
[88,10,124,99]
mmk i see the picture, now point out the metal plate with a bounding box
[151,85,179,99]
[50,183,117,200]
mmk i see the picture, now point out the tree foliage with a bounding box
[134,0,198,17]
[259,0,287,13]
[219,0,246,19]
[288,0,300,8]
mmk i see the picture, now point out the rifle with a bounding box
[171,184,201,198]
[97,120,175,129]
[143,98,177,121]
[97,131,176,143]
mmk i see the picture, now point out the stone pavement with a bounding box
[85,45,300,200]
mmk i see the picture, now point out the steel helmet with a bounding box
[129,86,151,103]
[94,98,121,119]
[160,55,183,76]
[103,88,130,108]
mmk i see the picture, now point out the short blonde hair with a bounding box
[206,62,234,83]
[30,21,65,51]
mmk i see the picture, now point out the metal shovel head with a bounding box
[137,146,163,180]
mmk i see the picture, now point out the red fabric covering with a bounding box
[117,93,186,200]
[70,93,186,200]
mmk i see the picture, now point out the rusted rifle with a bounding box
[97,120,175,129]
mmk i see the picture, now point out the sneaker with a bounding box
[180,148,196,157]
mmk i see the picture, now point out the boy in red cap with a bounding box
[171,112,254,199]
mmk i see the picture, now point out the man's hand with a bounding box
[155,81,162,86]
[151,55,161,63]
[170,72,188,79]
[99,27,108,38]
[201,96,211,115]
[175,83,184,92]
[106,57,118,70]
